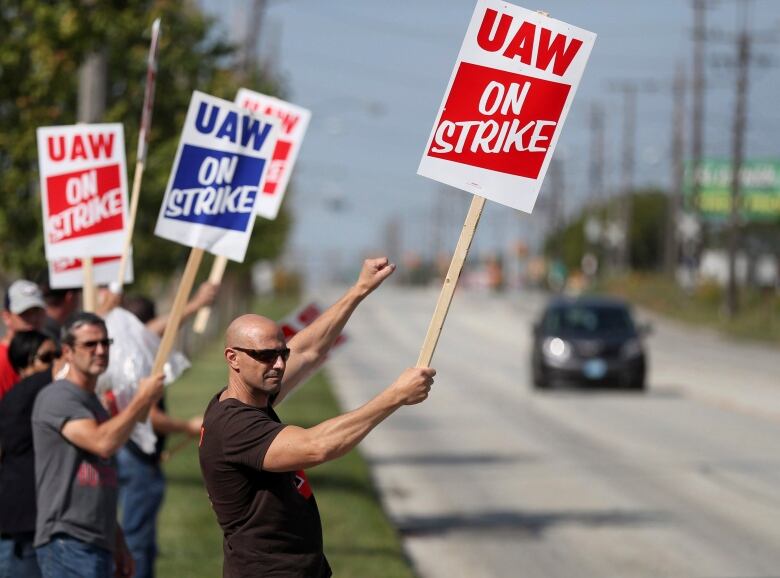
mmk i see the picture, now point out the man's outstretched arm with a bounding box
[275,257,395,405]
[264,367,435,471]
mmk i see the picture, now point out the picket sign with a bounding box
[82,257,96,312]
[36,122,130,308]
[416,2,595,367]
[149,91,278,394]
[191,253,228,333]
[116,18,161,290]
[49,254,133,289]
[193,90,311,334]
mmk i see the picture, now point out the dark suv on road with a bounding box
[531,296,648,391]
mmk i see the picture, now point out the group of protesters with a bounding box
[0,276,216,578]
[0,257,437,578]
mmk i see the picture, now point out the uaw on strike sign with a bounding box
[49,255,133,290]
[154,91,279,262]
[418,1,596,212]
[235,88,311,220]
[36,124,129,259]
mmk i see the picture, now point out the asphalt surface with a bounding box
[323,286,780,578]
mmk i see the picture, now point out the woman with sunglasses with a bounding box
[0,330,63,578]
[7,331,60,380]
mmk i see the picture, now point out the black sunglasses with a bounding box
[232,346,291,363]
[74,338,113,350]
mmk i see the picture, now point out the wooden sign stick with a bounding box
[160,436,194,463]
[192,255,228,334]
[117,18,161,289]
[82,257,97,312]
[141,247,204,419]
[417,194,486,368]
[116,162,144,288]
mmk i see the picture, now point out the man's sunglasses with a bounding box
[232,347,291,363]
[74,338,113,350]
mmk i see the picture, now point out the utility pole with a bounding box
[241,0,267,77]
[666,63,687,274]
[547,157,564,260]
[726,1,752,318]
[609,81,657,272]
[77,0,106,123]
[589,102,605,207]
[619,87,635,272]
[78,52,106,123]
[690,0,711,216]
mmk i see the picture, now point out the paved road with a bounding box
[323,286,780,578]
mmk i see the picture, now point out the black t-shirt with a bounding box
[0,369,54,536]
[199,391,331,578]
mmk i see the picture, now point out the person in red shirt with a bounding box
[1,280,47,400]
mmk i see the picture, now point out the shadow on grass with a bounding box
[397,508,667,539]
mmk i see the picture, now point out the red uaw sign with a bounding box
[279,302,347,349]
[36,124,129,259]
[235,88,311,220]
[418,1,596,213]
[49,254,133,289]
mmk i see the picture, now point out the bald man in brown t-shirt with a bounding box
[199,258,436,578]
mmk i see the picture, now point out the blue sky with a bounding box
[202,0,780,282]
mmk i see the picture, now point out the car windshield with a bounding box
[543,304,634,334]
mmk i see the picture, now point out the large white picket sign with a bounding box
[154,91,279,262]
[49,254,134,289]
[36,124,129,259]
[418,0,596,213]
[235,88,311,220]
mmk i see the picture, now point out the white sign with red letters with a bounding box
[48,254,134,290]
[418,0,596,213]
[279,302,347,349]
[235,88,311,220]
[36,124,130,259]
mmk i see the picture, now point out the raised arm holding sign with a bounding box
[416,1,595,366]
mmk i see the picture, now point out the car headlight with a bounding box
[621,338,643,359]
[543,337,571,362]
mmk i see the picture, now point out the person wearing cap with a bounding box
[0,280,47,400]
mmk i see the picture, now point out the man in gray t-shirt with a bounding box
[31,312,164,578]
[33,379,118,551]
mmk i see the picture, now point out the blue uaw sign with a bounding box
[154,91,279,262]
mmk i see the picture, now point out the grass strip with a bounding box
[156,299,416,578]
[599,273,780,346]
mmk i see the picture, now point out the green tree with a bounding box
[0,0,289,283]
[545,189,669,272]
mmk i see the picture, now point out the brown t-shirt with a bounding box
[199,391,331,578]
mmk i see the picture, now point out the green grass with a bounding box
[156,298,416,578]
[598,273,780,346]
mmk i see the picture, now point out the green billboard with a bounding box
[684,159,780,221]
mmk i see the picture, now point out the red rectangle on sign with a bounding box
[45,164,125,244]
[52,255,121,273]
[263,140,293,195]
[426,61,570,179]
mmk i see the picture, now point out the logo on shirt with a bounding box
[77,461,117,488]
[294,470,312,499]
